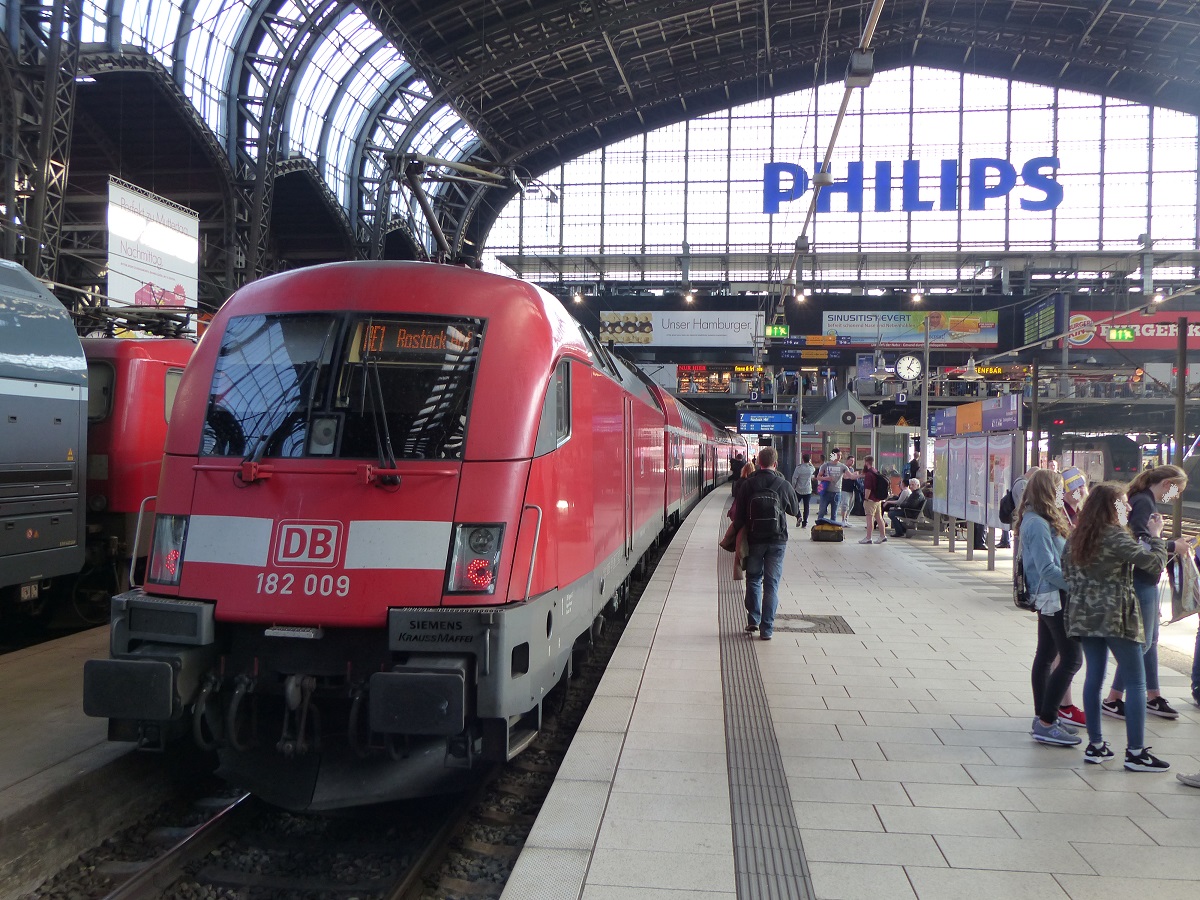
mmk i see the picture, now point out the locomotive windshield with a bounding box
[201,313,482,460]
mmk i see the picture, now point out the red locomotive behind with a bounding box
[73,338,195,622]
[84,262,745,810]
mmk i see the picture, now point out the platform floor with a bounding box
[502,490,1200,900]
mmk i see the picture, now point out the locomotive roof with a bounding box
[0,260,87,384]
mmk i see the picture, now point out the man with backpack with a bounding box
[732,446,799,641]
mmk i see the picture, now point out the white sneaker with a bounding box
[858,537,873,544]
[873,536,886,543]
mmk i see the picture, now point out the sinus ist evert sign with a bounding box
[763,156,1062,214]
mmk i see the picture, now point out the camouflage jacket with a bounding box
[1064,526,1166,643]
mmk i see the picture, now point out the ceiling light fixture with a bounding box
[961,357,984,381]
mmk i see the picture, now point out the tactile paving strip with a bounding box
[718,512,816,900]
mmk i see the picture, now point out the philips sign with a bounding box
[763,157,1062,214]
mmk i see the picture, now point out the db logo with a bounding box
[274,521,341,567]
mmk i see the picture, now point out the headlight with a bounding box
[447,524,504,594]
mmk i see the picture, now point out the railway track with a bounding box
[24,527,665,900]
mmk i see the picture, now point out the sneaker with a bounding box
[1175,771,1200,788]
[1084,741,1115,764]
[875,536,888,543]
[1101,698,1125,720]
[1058,705,1087,726]
[745,624,758,633]
[1054,718,1079,736]
[760,632,772,641]
[1124,747,1170,772]
[1146,697,1180,719]
[1192,690,1200,709]
[858,537,874,544]
[1031,719,1082,746]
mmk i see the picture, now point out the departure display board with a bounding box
[738,411,796,434]
[1023,294,1063,345]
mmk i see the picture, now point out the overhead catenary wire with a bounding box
[785,0,889,288]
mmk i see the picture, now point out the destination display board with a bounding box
[1023,294,1063,345]
[738,410,796,434]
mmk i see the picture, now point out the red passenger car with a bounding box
[84,262,733,809]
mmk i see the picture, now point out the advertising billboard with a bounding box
[822,311,998,347]
[106,177,199,311]
[599,310,763,347]
[1066,310,1200,351]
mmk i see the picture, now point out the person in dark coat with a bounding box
[730,453,746,492]
[732,447,799,641]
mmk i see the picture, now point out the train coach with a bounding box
[84,261,740,810]
[0,259,87,621]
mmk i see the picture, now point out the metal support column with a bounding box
[13,0,82,281]
[1173,317,1187,539]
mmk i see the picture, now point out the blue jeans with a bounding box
[744,541,787,637]
[818,489,840,522]
[1110,579,1160,694]
[1192,624,1200,704]
[1080,636,1147,750]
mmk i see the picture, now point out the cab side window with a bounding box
[534,360,572,457]
[87,362,114,422]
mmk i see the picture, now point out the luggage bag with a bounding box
[811,520,844,542]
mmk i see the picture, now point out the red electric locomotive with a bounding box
[74,338,195,622]
[84,262,733,810]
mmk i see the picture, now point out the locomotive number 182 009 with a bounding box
[256,572,351,597]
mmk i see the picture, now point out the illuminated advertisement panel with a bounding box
[106,177,199,311]
[1067,310,1200,351]
[600,311,763,347]
[822,311,998,347]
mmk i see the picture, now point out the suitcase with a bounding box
[811,520,845,542]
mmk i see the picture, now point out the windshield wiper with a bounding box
[365,356,401,486]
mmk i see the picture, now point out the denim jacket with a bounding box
[1018,512,1067,613]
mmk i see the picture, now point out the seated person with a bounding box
[883,478,918,511]
[887,479,925,536]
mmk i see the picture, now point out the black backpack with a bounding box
[868,469,889,501]
[998,489,1016,525]
[748,482,785,540]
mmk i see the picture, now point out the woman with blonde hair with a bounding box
[1102,465,1194,721]
[1065,482,1169,770]
[1016,469,1080,746]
